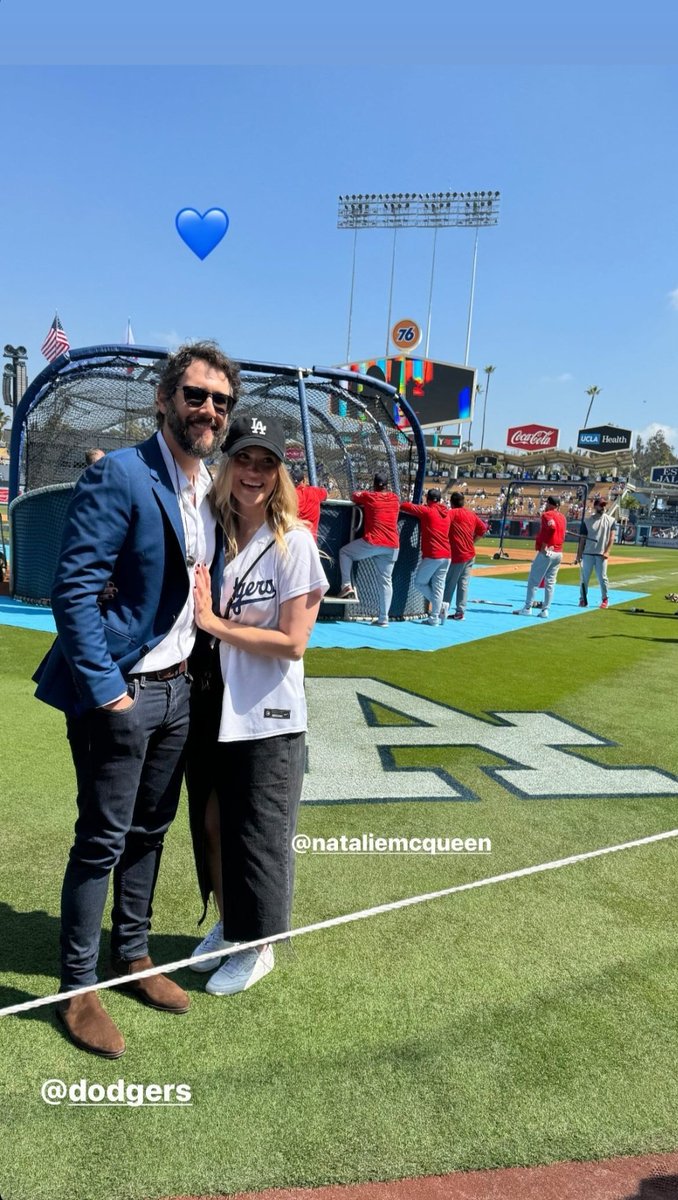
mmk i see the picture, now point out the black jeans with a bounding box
[61,674,190,990]
[216,732,305,943]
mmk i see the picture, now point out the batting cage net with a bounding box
[9,346,427,611]
[493,478,591,559]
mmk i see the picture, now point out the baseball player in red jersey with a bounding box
[443,492,489,620]
[400,488,451,625]
[338,472,400,626]
[290,465,327,541]
[514,495,567,618]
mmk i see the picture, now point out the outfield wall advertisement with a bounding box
[649,524,678,547]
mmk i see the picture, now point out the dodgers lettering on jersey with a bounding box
[228,575,276,615]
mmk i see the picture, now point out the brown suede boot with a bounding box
[111,956,190,1013]
[56,992,125,1058]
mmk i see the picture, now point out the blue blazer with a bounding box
[33,435,224,715]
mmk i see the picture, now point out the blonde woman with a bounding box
[188,413,328,995]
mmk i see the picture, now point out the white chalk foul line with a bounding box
[1,826,677,1019]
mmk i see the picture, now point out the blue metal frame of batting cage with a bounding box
[9,347,427,503]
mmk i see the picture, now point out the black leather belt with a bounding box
[129,660,188,683]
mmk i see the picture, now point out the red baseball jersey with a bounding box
[351,490,400,549]
[295,483,328,541]
[448,507,488,563]
[400,501,451,558]
[535,508,566,552]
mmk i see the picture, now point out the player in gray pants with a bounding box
[575,497,615,609]
[514,495,566,619]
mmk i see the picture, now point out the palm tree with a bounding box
[480,365,495,449]
[584,385,601,428]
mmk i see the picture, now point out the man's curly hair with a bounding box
[155,341,241,427]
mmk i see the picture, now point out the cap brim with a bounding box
[224,435,284,459]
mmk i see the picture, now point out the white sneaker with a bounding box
[538,608,549,618]
[371,618,388,627]
[188,921,235,973]
[513,607,532,616]
[424,616,439,626]
[440,602,450,622]
[205,944,275,995]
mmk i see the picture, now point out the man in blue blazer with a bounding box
[33,340,239,1057]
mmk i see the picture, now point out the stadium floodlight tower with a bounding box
[337,191,501,377]
[3,344,28,411]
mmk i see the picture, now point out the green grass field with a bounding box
[1,545,678,1200]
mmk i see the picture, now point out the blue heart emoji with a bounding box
[175,208,229,260]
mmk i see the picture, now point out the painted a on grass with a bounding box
[304,677,678,803]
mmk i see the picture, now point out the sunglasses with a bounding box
[175,385,234,416]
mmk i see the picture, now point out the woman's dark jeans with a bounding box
[215,732,305,942]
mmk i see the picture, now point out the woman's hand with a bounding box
[193,564,218,633]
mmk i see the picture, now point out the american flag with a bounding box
[40,313,70,362]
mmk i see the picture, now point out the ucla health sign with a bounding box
[577,425,632,451]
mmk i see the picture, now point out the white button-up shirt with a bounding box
[129,432,217,673]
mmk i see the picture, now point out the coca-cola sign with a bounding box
[506,424,559,451]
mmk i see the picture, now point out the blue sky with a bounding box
[1,53,677,452]
[1,2,677,66]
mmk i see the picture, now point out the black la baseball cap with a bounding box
[222,413,286,460]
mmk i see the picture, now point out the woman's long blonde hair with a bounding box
[211,455,307,561]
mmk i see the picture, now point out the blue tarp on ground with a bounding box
[0,578,646,651]
[0,597,56,634]
[310,578,647,651]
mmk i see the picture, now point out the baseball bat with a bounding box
[468,599,516,608]
[468,598,543,609]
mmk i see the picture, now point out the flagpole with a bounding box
[124,316,133,440]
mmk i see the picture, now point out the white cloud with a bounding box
[538,373,573,385]
[668,289,678,311]
[635,421,678,446]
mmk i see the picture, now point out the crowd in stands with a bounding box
[417,473,624,521]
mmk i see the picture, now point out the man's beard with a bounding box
[164,397,222,460]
